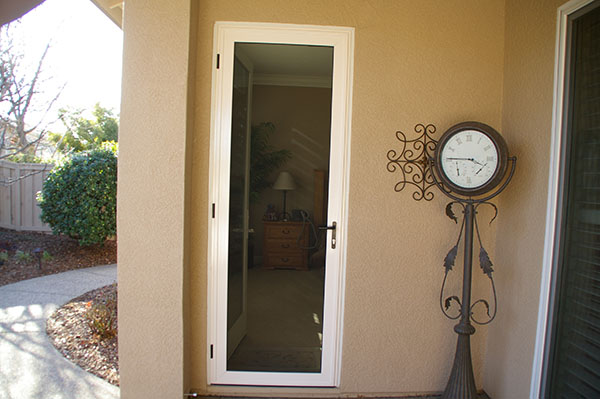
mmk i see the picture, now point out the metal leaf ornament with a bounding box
[446,202,458,223]
[445,295,461,311]
[482,300,491,317]
[479,247,494,278]
[444,245,458,272]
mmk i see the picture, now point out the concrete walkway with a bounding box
[0,264,120,399]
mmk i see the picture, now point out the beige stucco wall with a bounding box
[187,0,505,396]
[118,0,192,398]
[483,0,568,398]
[117,0,572,397]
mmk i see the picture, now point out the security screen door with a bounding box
[207,22,353,387]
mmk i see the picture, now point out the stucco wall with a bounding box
[118,0,192,398]
[116,0,584,397]
[187,0,505,396]
[483,0,568,398]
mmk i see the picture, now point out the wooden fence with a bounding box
[0,160,53,232]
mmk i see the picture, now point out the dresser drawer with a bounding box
[265,239,304,252]
[263,221,309,270]
[265,223,304,239]
[264,253,306,269]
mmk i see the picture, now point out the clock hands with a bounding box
[446,157,471,161]
[475,163,488,175]
[446,157,484,166]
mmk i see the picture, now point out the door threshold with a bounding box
[187,391,491,399]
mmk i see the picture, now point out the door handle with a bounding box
[318,221,337,249]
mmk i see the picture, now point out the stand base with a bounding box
[441,334,477,399]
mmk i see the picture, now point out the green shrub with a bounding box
[14,250,31,263]
[42,251,52,262]
[0,251,9,263]
[38,147,117,245]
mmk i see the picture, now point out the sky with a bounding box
[7,0,123,132]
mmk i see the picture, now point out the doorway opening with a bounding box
[208,22,354,387]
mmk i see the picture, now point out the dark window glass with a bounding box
[548,4,600,398]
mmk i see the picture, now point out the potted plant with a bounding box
[250,122,291,203]
[248,122,291,267]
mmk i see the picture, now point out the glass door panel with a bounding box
[227,55,251,358]
[547,4,600,397]
[226,42,333,373]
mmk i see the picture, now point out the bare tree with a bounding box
[0,22,63,162]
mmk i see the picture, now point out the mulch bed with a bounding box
[0,228,119,386]
[0,228,116,287]
[46,283,119,386]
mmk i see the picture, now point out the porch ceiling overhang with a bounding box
[0,0,45,26]
[0,0,123,28]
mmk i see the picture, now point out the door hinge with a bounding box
[216,54,220,69]
[210,344,214,359]
[212,203,215,218]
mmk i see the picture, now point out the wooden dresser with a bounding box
[263,221,309,270]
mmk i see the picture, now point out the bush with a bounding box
[38,147,117,245]
[85,283,118,339]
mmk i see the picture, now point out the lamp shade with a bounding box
[273,171,296,191]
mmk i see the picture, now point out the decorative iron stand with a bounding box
[430,156,516,399]
[387,123,517,398]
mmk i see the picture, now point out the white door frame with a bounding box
[206,21,354,387]
[530,0,597,397]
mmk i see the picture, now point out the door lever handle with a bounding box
[318,221,337,249]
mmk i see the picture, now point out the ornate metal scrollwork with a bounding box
[386,123,438,201]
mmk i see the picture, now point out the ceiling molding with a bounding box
[253,73,332,88]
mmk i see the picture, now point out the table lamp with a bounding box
[273,171,296,221]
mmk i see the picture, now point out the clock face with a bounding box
[435,122,508,196]
[440,130,498,189]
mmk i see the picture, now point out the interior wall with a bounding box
[250,84,332,262]
[188,0,505,396]
[483,0,568,398]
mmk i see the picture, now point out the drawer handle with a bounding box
[282,229,290,234]
[281,243,290,248]
[281,257,289,262]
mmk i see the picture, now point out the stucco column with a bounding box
[118,0,192,397]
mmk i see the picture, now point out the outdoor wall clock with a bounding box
[434,121,509,197]
[387,121,517,399]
